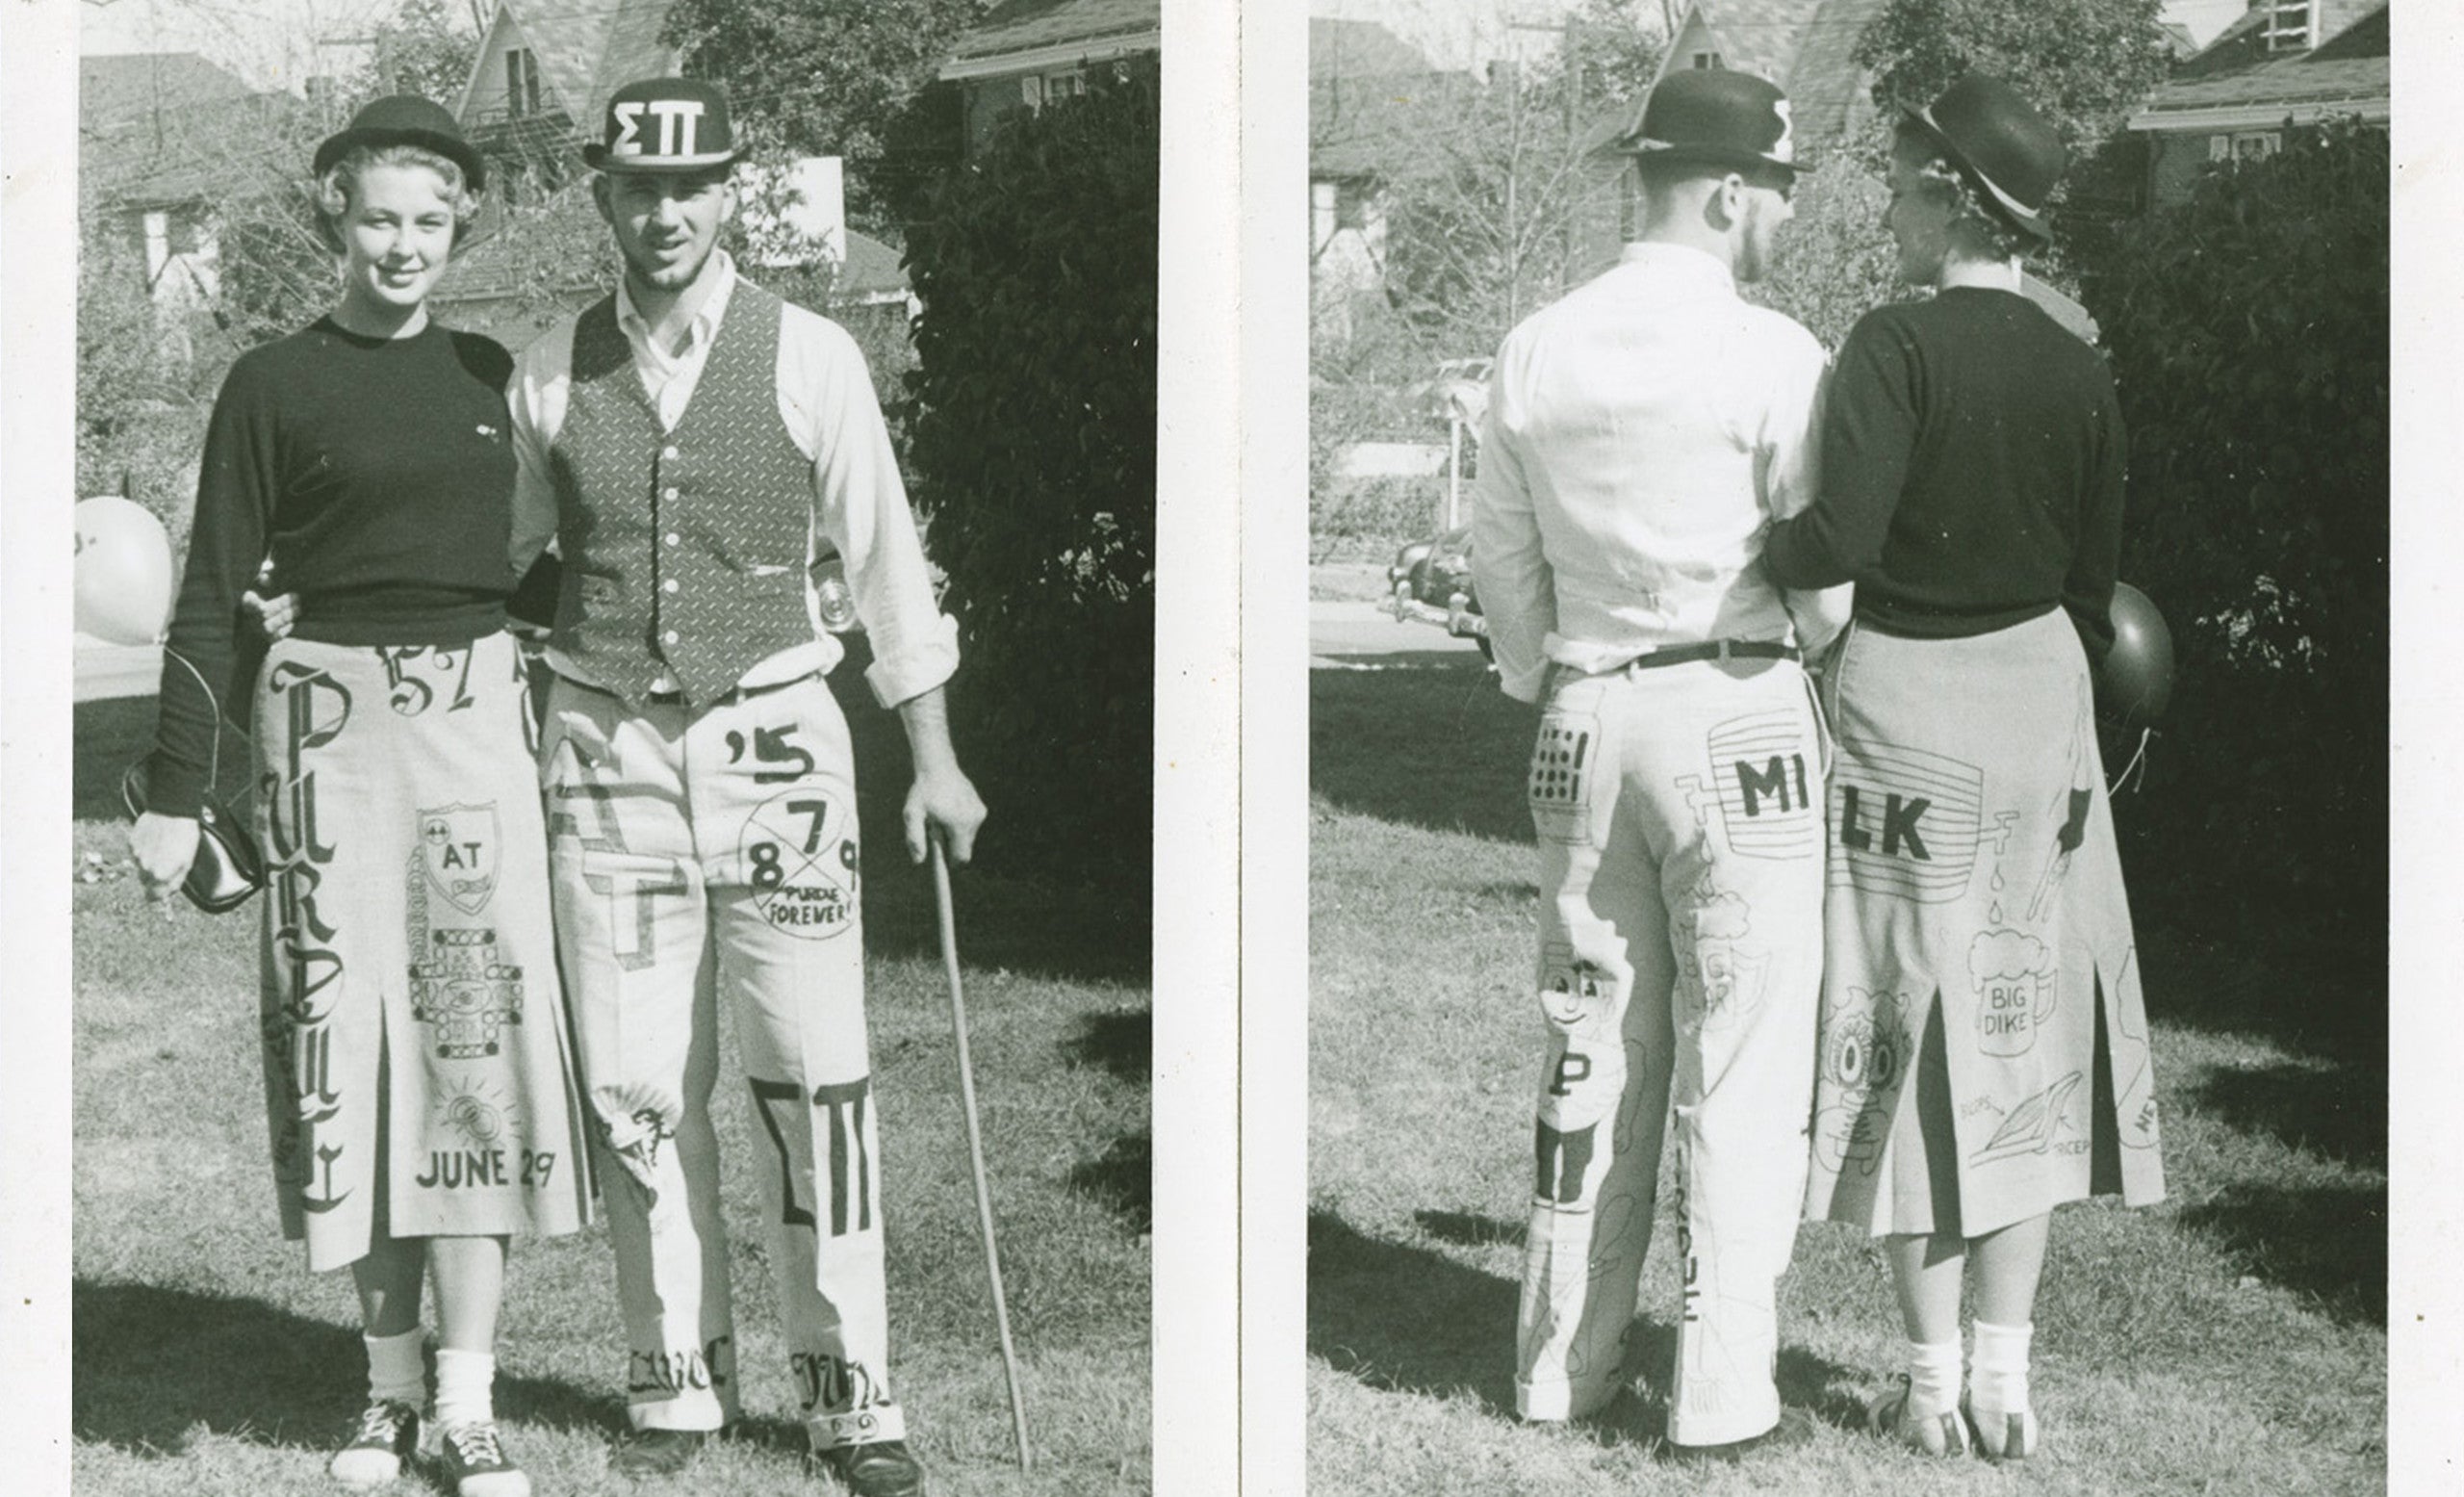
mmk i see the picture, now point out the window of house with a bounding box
[1043,68,1088,102]
[2262,2,2316,54]
[2212,130,2283,163]
[1333,179,1371,233]
[505,47,542,117]
[1691,51,1721,69]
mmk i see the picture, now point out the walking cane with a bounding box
[930,830,1033,1469]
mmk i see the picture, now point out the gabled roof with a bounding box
[80,52,251,130]
[80,52,291,206]
[459,0,680,128]
[942,0,1161,78]
[1312,17,1435,81]
[1583,0,1885,157]
[2172,0,2382,78]
[2132,1,2387,127]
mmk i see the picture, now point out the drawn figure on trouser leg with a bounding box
[1470,65,1848,1462]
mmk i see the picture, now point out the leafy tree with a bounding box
[357,0,480,105]
[902,79,1157,886]
[2077,120,2387,951]
[1854,0,2171,156]
[662,0,990,230]
[1751,152,1899,350]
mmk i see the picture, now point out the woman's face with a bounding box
[1883,144,1953,288]
[338,162,457,316]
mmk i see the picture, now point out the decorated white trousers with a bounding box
[1514,657,1825,1445]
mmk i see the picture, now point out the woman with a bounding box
[1762,75,2165,1460]
[128,96,588,1497]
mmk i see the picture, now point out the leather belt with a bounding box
[559,671,818,710]
[1621,639,1800,672]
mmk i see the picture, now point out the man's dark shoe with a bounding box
[1663,1406,1819,1465]
[611,1428,710,1478]
[810,1438,926,1497]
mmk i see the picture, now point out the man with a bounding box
[1468,67,1847,1461]
[508,78,984,1494]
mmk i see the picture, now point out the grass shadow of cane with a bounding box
[2186,1057,2386,1173]
[72,1279,627,1458]
[1309,1211,1520,1415]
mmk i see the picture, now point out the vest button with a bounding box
[663,579,680,594]
[664,532,680,547]
[661,486,680,502]
[662,630,680,645]
[662,445,680,461]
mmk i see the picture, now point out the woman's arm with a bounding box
[1763,311,1922,592]
[2061,374,2127,664]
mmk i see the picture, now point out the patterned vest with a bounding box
[548,281,815,707]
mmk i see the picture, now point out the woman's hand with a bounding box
[128,811,202,912]
[242,588,299,641]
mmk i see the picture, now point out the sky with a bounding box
[75,0,454,92]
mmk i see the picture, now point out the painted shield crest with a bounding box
[420,803,500,916]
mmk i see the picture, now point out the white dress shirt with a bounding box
[507,251,960,709]
[1470,243,1851,703]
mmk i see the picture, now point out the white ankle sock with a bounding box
[433,1347,497,1430]
[1968,1318,2034,1417]
[365,1328,426,1408]
[1905,1337,1962,1414]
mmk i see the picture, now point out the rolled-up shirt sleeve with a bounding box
[1468,351,1555,703]
[1758,333,1852,654]
[783,311,959,708]
[504,329,567,576]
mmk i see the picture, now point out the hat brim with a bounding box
[313,126,486,194]
[583,143,746,174]
[1901,104,2053,245]
[1624,138,1804,177]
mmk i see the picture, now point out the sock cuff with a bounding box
[1970,1319,2035,1368]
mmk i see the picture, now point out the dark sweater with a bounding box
[145,317,520,817]
[1762,286,2126,662]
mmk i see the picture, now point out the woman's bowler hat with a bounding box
[312,94,486,193]
[583,77,747,173]
[1620,69,1800,177]
[1902,74,2067,245]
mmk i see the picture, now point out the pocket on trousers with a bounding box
[1528,675,1607,847]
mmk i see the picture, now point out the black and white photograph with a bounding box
[45,1,1158,1492]
[1304,1,2395,1490]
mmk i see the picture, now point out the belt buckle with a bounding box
[1715,638,1732,662]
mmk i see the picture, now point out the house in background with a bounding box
[2127,0,2387,208]
[456,0,681,195]
[1309,16,1457,345]
[937,0,1161,159]
[79,53,273,324]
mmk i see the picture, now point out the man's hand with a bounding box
[905,765,988,865]
[243,588,299,641]
[128,811,201,914]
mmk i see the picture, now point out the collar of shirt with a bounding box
[1615,240,1737,297]
[615,247,739,381]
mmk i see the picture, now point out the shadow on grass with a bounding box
[1415,1208,1522,1249]
[1311,659,1537,845]
[73,1279,625,1458]
[2185,1059,2385,1172]
[1070,1130,1153,1234]
[1065,1008,1150,1083]
[2179,1180,2386,1327]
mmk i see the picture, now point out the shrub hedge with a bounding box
[901,80,1158,887]
[2078,121,2387,954]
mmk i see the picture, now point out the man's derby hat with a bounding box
[1902,73,2067,245]
[313,94,487,192]
[584,77,746,174]
[1621,68,1800,177]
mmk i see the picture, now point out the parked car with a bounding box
[1386,523,1489,657]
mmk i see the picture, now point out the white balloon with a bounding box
[74,496,177,646]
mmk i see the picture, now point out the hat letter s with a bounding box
[612,99,646,155]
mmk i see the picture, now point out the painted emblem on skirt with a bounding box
[1830,739,1985,903]
[1970,928,2058,1057]
[1812,986,1909,1177]
[420,803,500,916]
[406,814,525,1059]
[1970,1071,2087,1165]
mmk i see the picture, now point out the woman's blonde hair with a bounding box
[314,142,482,252]
[1891,123,2035,264]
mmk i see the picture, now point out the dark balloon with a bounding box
[2097,581,2173,728]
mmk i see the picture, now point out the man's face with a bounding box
[594,168,734,292]
[1732,169,1795,284]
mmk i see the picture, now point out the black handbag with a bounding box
[121,647,265,914]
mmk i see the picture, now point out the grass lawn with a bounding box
[69,682,1151,1497]
[1309,656,2386,1496]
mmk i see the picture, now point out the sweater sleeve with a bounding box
[2062,369,2127,664]
[1764,309,1920,591]
[144,355,280,817]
